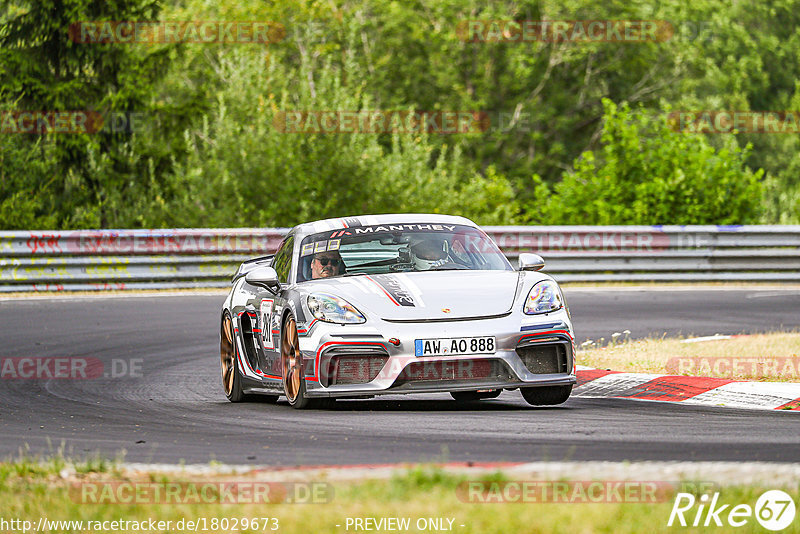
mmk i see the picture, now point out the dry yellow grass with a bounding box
[577,333,800,381]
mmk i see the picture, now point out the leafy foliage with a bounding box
[538,100,764,224]
[0,0,797,228]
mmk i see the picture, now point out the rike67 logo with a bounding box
[668,490,796,531]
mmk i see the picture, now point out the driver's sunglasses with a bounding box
[315,257,341,266]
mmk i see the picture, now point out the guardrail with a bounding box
[1,225,799,291]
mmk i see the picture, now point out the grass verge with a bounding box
[2,460,799,534]
[577,332,800,381]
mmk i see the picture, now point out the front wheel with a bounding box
[281,313,317,409]
[521,385,572,406]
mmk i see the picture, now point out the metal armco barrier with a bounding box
[1,225,800,291]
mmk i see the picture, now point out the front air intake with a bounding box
[323,355,389,386]
[516,343,569,374]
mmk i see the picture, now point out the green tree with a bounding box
[536,99,763,224]
[0,0,168,228]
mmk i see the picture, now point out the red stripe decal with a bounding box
[621,376,735,402]
[575,369,618,387]
[365,275,400,306]
[776,398,800,411]
[518,329,573,343]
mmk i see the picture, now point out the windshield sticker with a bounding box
[301,239,341,257]
[325,224,457,239]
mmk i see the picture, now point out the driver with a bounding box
[410,238,448,270]
[311,250,344,279]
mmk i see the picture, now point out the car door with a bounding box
[256,234,295,378]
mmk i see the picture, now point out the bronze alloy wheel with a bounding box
[220,313,236,398]
[281,315,303,404]
[220,311,250,402]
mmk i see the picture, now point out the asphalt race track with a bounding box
[1,288,799,465]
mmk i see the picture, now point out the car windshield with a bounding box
[297,223,512,282]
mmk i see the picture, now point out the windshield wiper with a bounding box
[430,264,470,271]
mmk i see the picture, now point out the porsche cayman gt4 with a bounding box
[220,214,576,408]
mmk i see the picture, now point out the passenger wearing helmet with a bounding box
[410,238,449,270]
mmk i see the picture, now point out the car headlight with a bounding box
[307,293,366,324]
[523,280,563,315]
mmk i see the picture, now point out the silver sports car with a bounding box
[220,214,576,408]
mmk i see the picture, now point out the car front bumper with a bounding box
[298,311,577,398]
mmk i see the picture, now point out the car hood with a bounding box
[299,270,530,321]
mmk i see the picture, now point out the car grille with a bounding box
[393,359,511,386]
[322,354,389,386]
[516,343,569,374]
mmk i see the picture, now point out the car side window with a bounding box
[272,236,294,283]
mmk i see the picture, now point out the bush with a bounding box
[532,99,764,224]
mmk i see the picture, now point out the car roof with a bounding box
[290,213,479,239]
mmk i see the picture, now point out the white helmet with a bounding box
[410,239,448,270]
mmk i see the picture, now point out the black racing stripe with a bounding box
[372,274,416,307]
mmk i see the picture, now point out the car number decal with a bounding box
[260,299,275,350]
[414,336,496,356]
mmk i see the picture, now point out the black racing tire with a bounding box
[520,385,572,406]
[450,389,502,402]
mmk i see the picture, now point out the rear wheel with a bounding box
[220,312,246,402]
[521,385,572,406]
[450,389,502,402]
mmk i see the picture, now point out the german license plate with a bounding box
[414,336,496,357]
